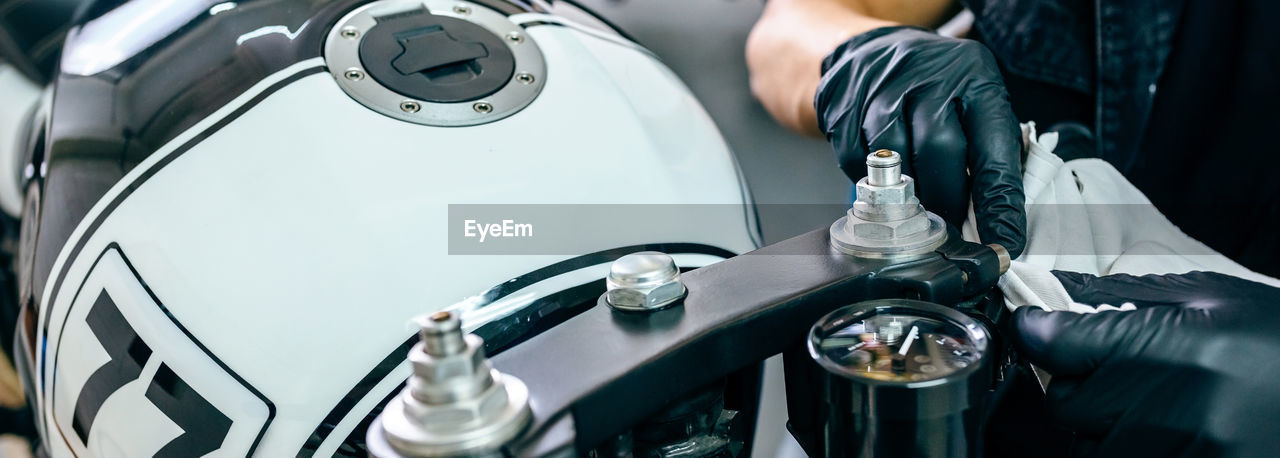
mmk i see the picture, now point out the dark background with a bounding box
[573,0,852,244]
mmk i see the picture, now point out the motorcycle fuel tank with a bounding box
[16,0,758,456]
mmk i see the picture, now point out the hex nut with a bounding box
[419,403,482,428]
[851,213,931,241]
[400,369,514,429]
[417,380,510,428]
[855,175,916,205]
[410,334,488,386]
[606,252,686,311]
[854,175,923,221]
[605,279,686,310]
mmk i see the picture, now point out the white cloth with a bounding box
[962,123,1280,312]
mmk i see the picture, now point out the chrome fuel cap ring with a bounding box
[324,0,547,126]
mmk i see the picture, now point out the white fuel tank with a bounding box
[33,4,757,456]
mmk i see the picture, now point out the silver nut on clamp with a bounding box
[605,251,687,312]
[368,311,531,457]
[830,150,949,258]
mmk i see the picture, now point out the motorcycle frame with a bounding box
[486,225,1005,456]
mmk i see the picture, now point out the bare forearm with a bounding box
[746,0,958,135]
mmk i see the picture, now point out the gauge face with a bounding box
[811,300,986,383]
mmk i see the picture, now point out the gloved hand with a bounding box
[1013,271,1280,457]
[816,26,1027,258]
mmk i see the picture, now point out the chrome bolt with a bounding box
[419,311,464,356]
[343,68,365,81]
[506,31,524,43]
[371,309,532,457]
[867,149,902,186]
[515,72,535,84]
[400,101,421,113]
[340,26,360,39]
[472,102,493,113]
[829,146,947,258]
[605,251,687,312]
[453,4,472,15]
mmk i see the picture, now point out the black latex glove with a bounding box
[1013,271,1280,457]
[816,26,1027,258]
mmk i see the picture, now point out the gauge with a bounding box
[811,303,984,383]
[807,299,992,457]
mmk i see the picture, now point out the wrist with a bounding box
[746,0,899,135]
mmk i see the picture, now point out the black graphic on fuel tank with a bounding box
[72,291,152,442]
[69,289,231,452]
[147,363,233,456]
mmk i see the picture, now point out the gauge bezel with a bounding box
[808,298,990,387]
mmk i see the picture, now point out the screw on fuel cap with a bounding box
[358,8,516,103]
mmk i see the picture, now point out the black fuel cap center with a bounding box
[359,9,516,103]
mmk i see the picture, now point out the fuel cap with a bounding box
[359,10,514,103]
[325,0,546,126]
